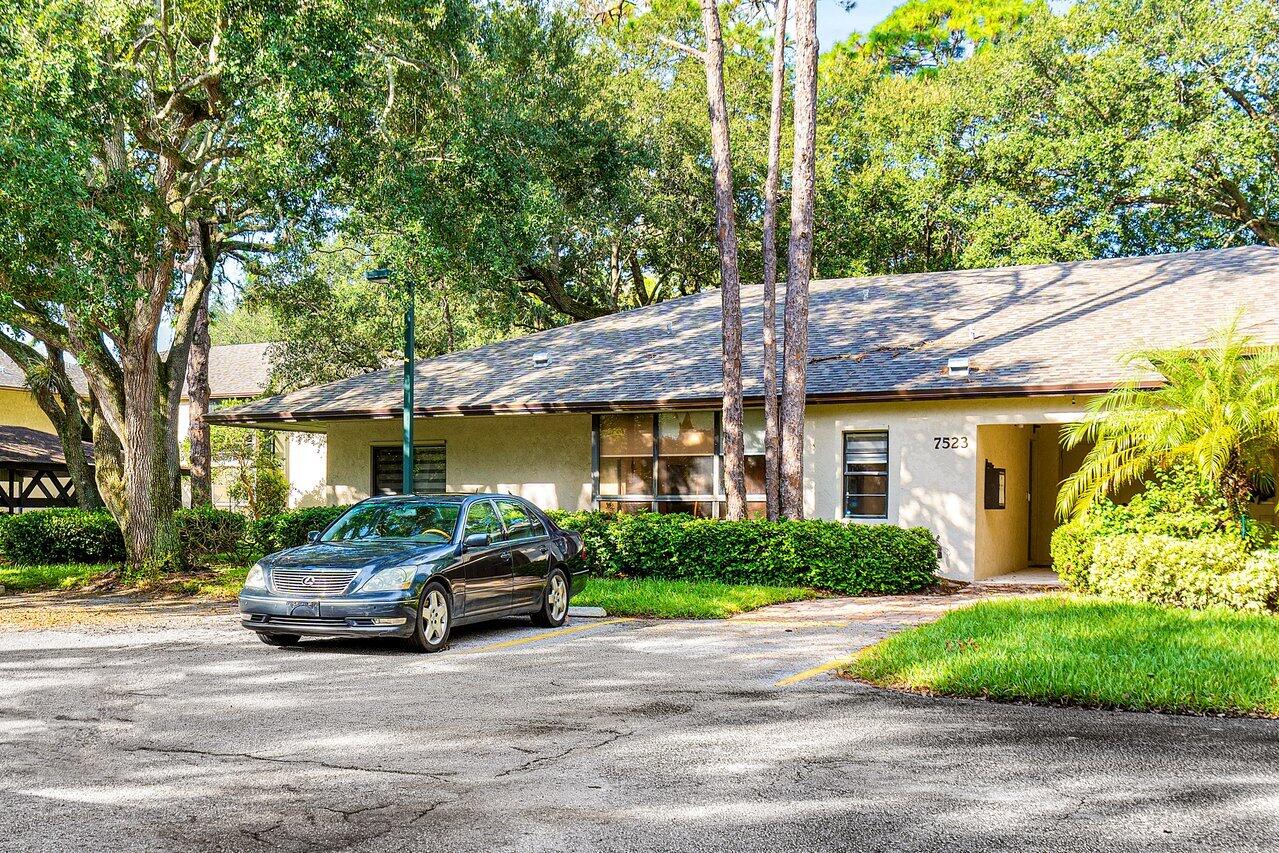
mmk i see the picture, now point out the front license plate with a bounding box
[288,601,320,617]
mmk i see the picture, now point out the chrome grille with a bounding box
[261,615,349,629]
[270,569,358,597]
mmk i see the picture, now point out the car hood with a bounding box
[264,540,453,572]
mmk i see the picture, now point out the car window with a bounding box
[322,501,460,544]
[464,500,504,543]
[498,500,545,542]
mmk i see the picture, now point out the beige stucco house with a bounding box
[208,247,1279,581]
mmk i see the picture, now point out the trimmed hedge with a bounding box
[0,509,125,564]
[1088,534,1279,612]
[250,504,350,554]
[548,511,939,595]
[174,507,247,566]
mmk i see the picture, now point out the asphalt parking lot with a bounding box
[1,593,1277,853]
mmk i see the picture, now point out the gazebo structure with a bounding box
[0,426,92,513]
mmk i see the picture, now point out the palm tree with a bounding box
[1057,316,1279,520]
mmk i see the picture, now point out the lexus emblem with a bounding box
[302,576,315,587]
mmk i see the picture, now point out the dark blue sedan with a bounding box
[240,493,587,652]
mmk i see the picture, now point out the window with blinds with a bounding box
[371,443,447,495]
[843,431,889,519]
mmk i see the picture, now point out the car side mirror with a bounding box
[463,532,491,551]
[307,530,321,544]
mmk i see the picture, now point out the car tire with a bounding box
[531,567,569,628]
[259,633,301,647]
[406,582,452,653]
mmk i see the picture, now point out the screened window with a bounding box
[843,431,889,519]
[598,414,654,498]
[372,443,446,496]
[657,412,715,497]
[594,410,769,517]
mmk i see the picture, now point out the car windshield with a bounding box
[321,501,462,544]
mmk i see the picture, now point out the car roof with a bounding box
[360,493,530,505]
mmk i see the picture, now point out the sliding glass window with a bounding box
[595,411,770,518]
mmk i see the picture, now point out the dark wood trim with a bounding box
[205,381,1148,427]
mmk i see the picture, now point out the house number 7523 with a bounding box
[933,436,969,450]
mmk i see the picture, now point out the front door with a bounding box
[460,499,512,615]
[497,499,551,610]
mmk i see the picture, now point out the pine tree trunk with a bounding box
[699,0,748,519]
[187,294,213,507]
[780,0,818,520]
[761,0,789,522]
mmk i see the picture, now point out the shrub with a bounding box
[548,510,938,595]
[1089,534,1279,612]
[250,505,350,554]
[174,507,248,566]
[1050,466,1266,594]
[1050,517,1102,592]
[0,509,125,564]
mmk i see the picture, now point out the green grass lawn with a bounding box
[573,577,819,619]
[0,562,111,593]
[846,596,1279,718]
[0,561,250,600]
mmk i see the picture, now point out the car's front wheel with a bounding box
[531,567,569,628]
[407,582,452,653]
[259,632,300,647]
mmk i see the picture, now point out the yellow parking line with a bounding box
[776,654,857,687]
[465,618,629,654]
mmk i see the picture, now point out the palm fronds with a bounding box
[1057,316,1279,519]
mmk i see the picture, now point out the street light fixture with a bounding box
[366,266,415,495]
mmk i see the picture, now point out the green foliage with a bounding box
[250,505,351,554]
[572,577,819,619]
[174,508,248,568]
[861,0,1037,73]
[1089,534,1279,613]
[849,596,1279,717]
[208,304,283,346]
[549,511,939,595]
[211,422,289,519]
[1059,319,1279,518]
[0,510,125,565]
[1051,466,1255,592]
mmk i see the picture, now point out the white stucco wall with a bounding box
[286,432,328,508]
[301,395,1092,580]
[804,396,1090,579]
[322,413,594,511]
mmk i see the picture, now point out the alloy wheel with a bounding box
[548,573,568,622]
[423,589,449,644]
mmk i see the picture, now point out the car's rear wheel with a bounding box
[407,582,452,653]
[259,632,300,647]
[531,568,569,628]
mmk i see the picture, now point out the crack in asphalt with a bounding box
[494,729,633,778]
[125,745,457,782]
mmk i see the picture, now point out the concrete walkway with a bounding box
[0,591,1274,852]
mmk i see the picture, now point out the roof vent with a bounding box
[532,352,551,368]
[947,356,970,379]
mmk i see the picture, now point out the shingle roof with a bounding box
[0,343,272,401]
[0,425,93,467]
[202,342,273,400]
[207,246,1279,425]
[0,351,89,395]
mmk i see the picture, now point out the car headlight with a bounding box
[359,566,415,593]
[244,563,267,590]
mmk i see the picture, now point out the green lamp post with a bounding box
[366,266,415,495]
